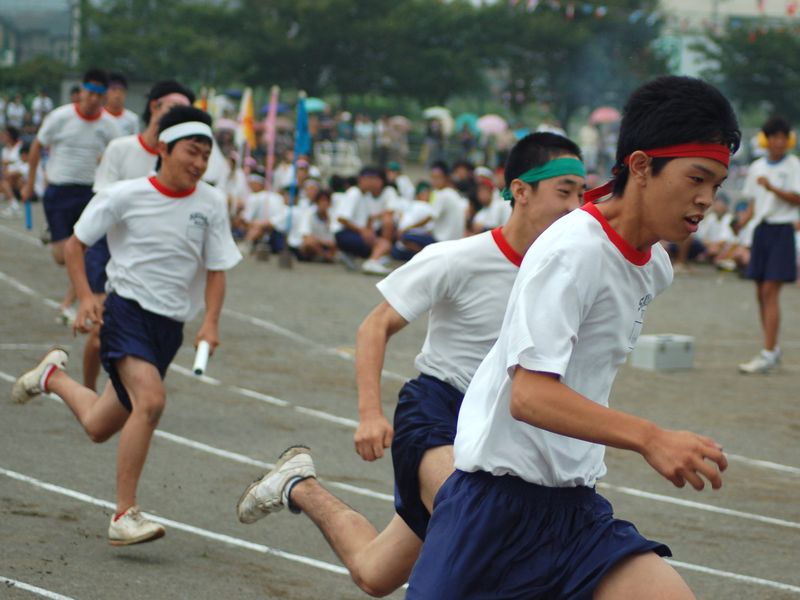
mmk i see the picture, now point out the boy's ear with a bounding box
[627,151,651,185]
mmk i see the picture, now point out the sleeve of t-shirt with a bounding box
[35,109,61,146]
[336,188,359,222]
[93,142,123,191]
[787,157,800,193]
[204,202,242,271]
[741,162,759,200]
[504,249,597,379]
[73,187,121,247]
[375,243,452,322]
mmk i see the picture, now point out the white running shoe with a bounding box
[738,351,779,374]
[11,346,69,403]
[236,446,316,524]
[361,258,392,276]
[108,506,165,546]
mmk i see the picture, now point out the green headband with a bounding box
[501,157,586,201]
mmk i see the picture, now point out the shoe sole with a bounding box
[236,445,312,523]
[109,527,166,547]
[11,345,69,404]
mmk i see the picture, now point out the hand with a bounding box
[641,428,727,490]
[74,296,103,335]
[195,322,220,355]
[21,181,34,203]
[354,413,393,461]
[756,176,772,191]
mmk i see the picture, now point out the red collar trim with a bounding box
[104,106,124,117]
[581,203,651,266]
[137,134,159,156]
[148,176,195,198]
[491,227,523,267]
[74,103,102,122]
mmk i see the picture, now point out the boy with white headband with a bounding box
[235,133,586,596]
[406,76,740,599]
[12,105,241,546]
[22,68,121,322]
[82,80,195,391]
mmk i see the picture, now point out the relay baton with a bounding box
[193,340,211,375]
[24,202,32,230]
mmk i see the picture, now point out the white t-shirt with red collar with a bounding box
[36,103,121,185]
[104,107,140,136]
[74,176,241,322]
[93,134,159,191]
[376,227,523,393]
[454,203,673,487]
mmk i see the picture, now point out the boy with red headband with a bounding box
[406,76,740,599]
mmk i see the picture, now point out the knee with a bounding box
[134,394,166,425]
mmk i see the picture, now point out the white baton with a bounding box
[193,340,211,375]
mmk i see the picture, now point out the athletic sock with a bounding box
[39,364,57,393]
[283,476,312,514]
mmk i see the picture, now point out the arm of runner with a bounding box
[510,369,728,491]
[196,270,226,354]
[64,235,102,335]
[354,301,409,461]
[21,139,42,202]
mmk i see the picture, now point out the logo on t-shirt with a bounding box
[187,212,209,243]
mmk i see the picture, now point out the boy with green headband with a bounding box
[235,132,585,596]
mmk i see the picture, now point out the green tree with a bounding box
[0,56,68,98]
[695,23,800,122]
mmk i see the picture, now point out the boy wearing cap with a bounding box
[22,68,121,320]
[12,105,241,546]
[235,133,586,597]
[737,116,800,374]
[81,81,195,391]
[406,76,739,599]
[104,72,140,136]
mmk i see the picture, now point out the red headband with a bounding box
[584,143,731,203]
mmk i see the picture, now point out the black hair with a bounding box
[108,71,128,89]
[762,116,791,137]
[504,132,583,207]
[142,80,195,125]
[612,76,741,196]
[69,85,80,96]
[154,105,213,171]
[452,159,474,172]
[359,165,382,179]
[328,174,348,193]
[430,160,450,176]
[82,68,109,88]
[5,125,20,143]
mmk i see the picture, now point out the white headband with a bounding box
[158,121,213,144]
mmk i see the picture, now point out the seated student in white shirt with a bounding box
[12,105,241,547]
[238,173,286,254]
[471,168,511,234]
[696,193,738,268]
[1,125,24,214]
[234,132,587,598]
[429,160,468,242]
[406,76,739,600]
[296,188,337,262]
[389,181,436,262]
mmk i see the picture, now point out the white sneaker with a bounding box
[0,205,19,219]
[361,259,392,276]
[11,346,69,403]
[738,351,779,374]
[108,506,165,546]
[236,446,316,524]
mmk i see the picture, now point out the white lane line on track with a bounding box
[0,223,43,246]
[0,466,348,577]
[10,370,798,531]
[598,483,800,530]
[0,576,78,600]
[2,466,799,595]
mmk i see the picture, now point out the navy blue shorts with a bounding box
[335,229,372,258]
[100,293,183,412]
[392,374,463,540]
[42,184,94,242]
[406,470,671,599]
[85,235,110,294]
[391,231,436,262]
[747,222,797,282]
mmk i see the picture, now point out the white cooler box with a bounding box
[630,334,694,371]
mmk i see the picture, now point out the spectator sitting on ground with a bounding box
[297,189,337,262]
[222,152,250,220]
[238,174,286,256]
[696,193,739,270]
[386,161,415,199]
[429,160,469,243]
[471,167,510,234]
[391,181,436,262]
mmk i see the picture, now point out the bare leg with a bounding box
[83,324,103,390]
[290,479,422,597]
[757,280,782,351]
[594,552,694,600]
[418,445,454,513]
[47,372,129,443]
[114,356,165,513]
